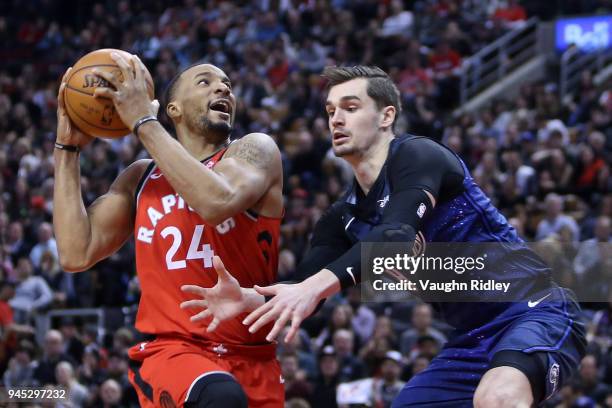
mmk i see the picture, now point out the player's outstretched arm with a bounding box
[53,67,149,272]
[244,139,446,342]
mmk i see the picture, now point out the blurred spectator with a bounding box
[378,0,413,39]
[333,329,365,381]
[33,329,76,386]
[29,222,58,269]
[579,355,610,405]
[281,352,312,401]
[552,381,597,408]
[279,325,318,381]
[3,339,35,387]
[5,221,30,265]
[94,378,123,408]
[315,304,354,350]
[372,351,405,408]
[536,193,580,242]
[346,286,376,345]
[310,345,340,408]
[574,216,611,277]
[8,257,52,324]
[399,304,446,357]
[105,349,138,406]
[0,281,15,331]
[78,344,107,388]
[40,250,75,307]
[408,354,431,379]
[56,360,89,406]
[493,0,527,28]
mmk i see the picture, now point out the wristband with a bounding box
[132,115,158,137]
[54,142,80,153]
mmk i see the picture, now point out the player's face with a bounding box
[174,64,236,141]
[325,78,384,158]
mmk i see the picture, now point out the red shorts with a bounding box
[127,336,284,408]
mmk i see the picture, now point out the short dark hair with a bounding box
[163,62,206,109]
[322,66,402,127]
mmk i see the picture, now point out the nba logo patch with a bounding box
[417,203,426,218]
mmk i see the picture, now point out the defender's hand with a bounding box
[243,281,321,343]
[56,67,94,147]
[180,256,252,333]
[92,52,156,132]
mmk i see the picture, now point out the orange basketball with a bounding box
[64,49,155,138]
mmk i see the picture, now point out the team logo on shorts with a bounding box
[213,343,228,355]
[548,363,560,396]
[417,203,426,218]
[159,391,177,408]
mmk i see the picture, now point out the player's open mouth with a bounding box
[209,99,232,118]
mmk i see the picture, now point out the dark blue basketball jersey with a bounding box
[339,135,552,329]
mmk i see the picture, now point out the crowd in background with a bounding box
[0,0,611,406]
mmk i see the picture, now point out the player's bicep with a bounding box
[83,160,148,267]
[214,133,281,212]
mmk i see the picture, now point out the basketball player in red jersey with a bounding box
[52,53,284,407]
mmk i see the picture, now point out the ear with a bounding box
[166,102,181,120]
[380,106,396,130]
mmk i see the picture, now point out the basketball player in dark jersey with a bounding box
[184,66,586,407]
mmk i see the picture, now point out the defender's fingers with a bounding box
[191,309,213,323]
[207,317,221,332]
[181,285,207,296]
[248,305,282,334]
[265,308,291,342]
[285,313,304,343]
[252,284,280,296]
[243,298,274,325]
[180,299,208,310]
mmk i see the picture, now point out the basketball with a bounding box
[64,48,155,138]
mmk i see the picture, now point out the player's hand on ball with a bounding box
[243,281,320,343]
[180,256,247,333]
[92,52,156,132]
[56,67,94,147]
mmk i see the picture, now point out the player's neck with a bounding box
[176,132,230,161]
[351,134,393,195]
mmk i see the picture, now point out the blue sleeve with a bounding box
[325,138,456,289]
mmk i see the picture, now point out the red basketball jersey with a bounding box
[133,147,280,345]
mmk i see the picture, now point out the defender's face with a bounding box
[173,64,236,134]
[325,78,383,157]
